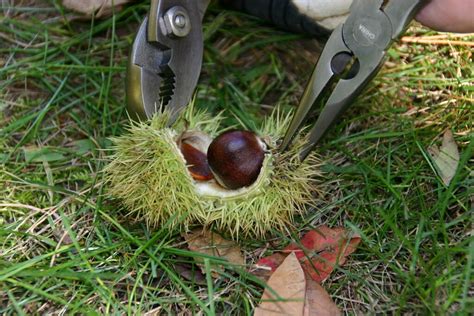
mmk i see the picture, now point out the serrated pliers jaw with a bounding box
[126,0,210,123]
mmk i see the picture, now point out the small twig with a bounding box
[407,33,474,40]
[401,36,474,47]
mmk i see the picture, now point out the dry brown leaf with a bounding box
[303,277,340,316]
[254,253,306,316]
[173,263,206,285]
[428,130,460,186]
[184,228,244,268]
[62,0,133,18]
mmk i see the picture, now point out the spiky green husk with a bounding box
[105,106,322,238]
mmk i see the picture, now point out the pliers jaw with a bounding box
[126,0,210,123]
[281,0,430,161]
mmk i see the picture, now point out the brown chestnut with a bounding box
[180,142,214,181]
[179,131,214,181]
[207,130,265,190]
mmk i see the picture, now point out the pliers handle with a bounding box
[280,0,430,161]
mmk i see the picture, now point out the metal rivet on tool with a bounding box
[163,6,191,38]
[174,14,186,28]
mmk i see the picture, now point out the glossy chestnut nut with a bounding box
[207,130,265,190]
[179,131,214,181]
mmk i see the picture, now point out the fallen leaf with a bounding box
[71,139,96,155]
[62,0,133,18]
[184,229,244,274]
[254,226,361,283]
[297,227,360,283]
[285,226,349,258]
[23,146,66,163]
[428,130,460,186]
[252,252,287,281]
[254,253,306,316]
[173,263,206,285]
[303,277,341,316]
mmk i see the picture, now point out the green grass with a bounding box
[1,1,473,314]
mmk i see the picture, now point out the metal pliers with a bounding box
[126,0,429,161]
[127,0,210,122]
